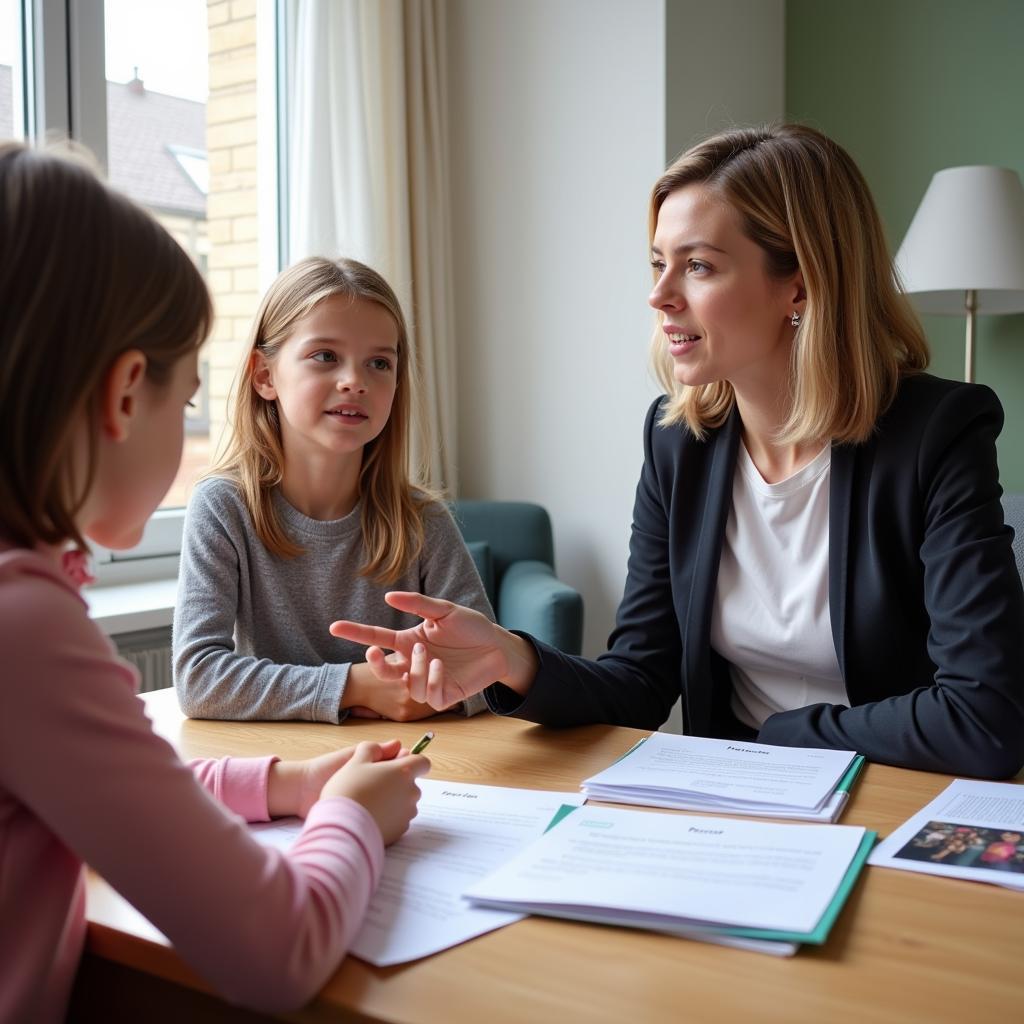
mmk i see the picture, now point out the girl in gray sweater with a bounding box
[173,257,492,723]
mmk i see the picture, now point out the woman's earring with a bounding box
[790,311,802,328]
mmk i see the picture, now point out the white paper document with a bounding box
[581,732,860,821]
[868,778,1024,890]
[249,815,303,850]
[465,804,867,956]
[249,780,584,965]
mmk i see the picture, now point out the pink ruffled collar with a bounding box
[61,548,96,587]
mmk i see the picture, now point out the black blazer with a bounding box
[487,374,1024,777]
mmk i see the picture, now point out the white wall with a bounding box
[448,0,785,680]
[448,0,664,658]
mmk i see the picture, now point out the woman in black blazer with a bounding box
[332,124,1024,778]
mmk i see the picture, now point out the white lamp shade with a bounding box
[895,165,1024,315]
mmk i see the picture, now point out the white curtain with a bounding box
[286,0,457,491]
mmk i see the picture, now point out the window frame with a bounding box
[89,510,184,585]
[4,0,31,138]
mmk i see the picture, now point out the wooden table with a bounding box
[73,688,1022,1023]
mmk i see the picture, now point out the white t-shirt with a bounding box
[710,442,846,731]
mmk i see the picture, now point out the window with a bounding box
[104,0,276,518]
[12,0,281,581]
[105,0,213,514]
[0,0,29,140]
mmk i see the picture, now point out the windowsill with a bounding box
[85,577,178,636]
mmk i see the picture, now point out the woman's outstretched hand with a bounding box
[329,592,539,710]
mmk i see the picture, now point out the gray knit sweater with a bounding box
[172,476,493,722]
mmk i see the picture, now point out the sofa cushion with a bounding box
[465,540,496,606]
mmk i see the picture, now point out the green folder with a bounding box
[700,829,876,945]
[542,804,876,947]
[837,754,867,796]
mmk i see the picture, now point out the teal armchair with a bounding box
[452,500,584,655]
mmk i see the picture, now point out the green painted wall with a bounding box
[786,0,1024,490]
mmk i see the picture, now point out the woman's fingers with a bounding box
[425,656,458,710]
[330,619,402,649]
[407,643,429,703]
[384,591,456,620]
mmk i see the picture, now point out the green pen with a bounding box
[410,731,435,755]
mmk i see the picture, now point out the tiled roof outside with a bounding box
[0,65,205,218]
[107,77,205,216]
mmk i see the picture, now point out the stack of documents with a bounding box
[465,804,874,955]
[251,779,585,966]
[868,778,1024,891]
[581,732,864,823]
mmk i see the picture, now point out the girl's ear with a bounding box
[250,349,277,400]
[100,350,148,442]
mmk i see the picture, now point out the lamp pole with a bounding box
[964,288,977,383]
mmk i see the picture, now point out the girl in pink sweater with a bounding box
[0,142,430,1022]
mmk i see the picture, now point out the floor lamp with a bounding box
[895,165,1024,383]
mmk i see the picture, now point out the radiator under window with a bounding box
[113,626,173,693]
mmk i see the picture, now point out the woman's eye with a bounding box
[688,260,711,274]
[311,351,337,363]
[649,260,666,274]
[369,357,392,371]
[186,400,197,409]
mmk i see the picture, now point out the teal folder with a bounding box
[542,804,875,948]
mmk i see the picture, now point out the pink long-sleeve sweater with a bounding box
[0,546,385,1023]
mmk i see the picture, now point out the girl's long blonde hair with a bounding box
[650,123,929,444]
[0,142,211,551]
[212,256,433,583]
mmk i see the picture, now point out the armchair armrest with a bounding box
[497,560,584,655]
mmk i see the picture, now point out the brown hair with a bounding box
[211,256,434,583]
[649,123,929,443]
[0,142,212,550]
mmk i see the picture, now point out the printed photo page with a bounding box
[868,779,1024,891]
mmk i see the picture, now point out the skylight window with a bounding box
[168,144,208,195]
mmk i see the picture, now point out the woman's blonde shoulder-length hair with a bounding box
[0,142,211,552]
[211,256,436,584]
[650,123,929,444]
